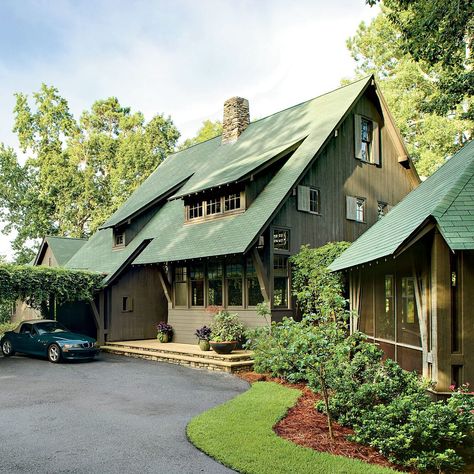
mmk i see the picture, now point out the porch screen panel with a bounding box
[190,265,204,306]
[246,258,264,306]
[208,262,223,306]
[226,261,243,306]
[397,277,421,347]
[273,255,289,308]
[375,275,395,341]
[175,266,188,307]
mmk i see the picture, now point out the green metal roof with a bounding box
[37,236,87,266]
[67,77,372,281]
[330,140,474,271]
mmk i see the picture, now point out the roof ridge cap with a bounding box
[46,235,87,241]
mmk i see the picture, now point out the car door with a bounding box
[15,323,33,353]
[28,325,45,355]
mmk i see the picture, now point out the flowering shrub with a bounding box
[195,325,212,341]
[155,321,173,335]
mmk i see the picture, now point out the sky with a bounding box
[0,0,379,259]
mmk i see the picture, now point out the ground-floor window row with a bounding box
[172,255,290,309]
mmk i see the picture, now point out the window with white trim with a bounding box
[188,202,203,220]
[354,114,380,165]
[297,185,321,214]
[346,195,366,223]
[224,193,241,212]
[206,197,221,215]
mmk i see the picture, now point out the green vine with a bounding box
[0,264,104,313]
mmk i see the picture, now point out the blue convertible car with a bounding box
[1,320,99,363]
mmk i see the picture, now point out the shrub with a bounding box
[210,310,245,342]
[0,321,16,337]
[290,242,350,319]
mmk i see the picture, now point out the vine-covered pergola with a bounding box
[0,264,104,326]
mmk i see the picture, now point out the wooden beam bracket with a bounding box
[251,248,270,303]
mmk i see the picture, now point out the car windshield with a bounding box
[35,322,69,335]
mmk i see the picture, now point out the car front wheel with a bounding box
[47,344,61,363]
[1,339,15,357]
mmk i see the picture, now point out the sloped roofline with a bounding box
[33,236,88,266]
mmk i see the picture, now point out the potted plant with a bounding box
[195,325,212,351]
[209,310,245,354]
[156,321,173,343]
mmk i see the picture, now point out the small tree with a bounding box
[290,242,350,320]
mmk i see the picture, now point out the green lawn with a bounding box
[187,381,398,474]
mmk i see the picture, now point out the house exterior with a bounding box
[64,76,419,344]
[13,236,87,324]
[330,140,474,392]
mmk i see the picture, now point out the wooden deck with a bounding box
[100,339,254,373]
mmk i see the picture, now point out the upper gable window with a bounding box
[355,114,380,165]
[377,201,390,220]
[207,197,221,215]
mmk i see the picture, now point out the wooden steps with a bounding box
[101,340,254,373]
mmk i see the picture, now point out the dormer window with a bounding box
[207,197,221,215]
[185,190,245,223]
[114,232,125,248]
[224,193,241,212]
[188,202,203,220]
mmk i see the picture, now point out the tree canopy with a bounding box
[348,5,473,176]
[179,119,222,150]
[0,85,180,263]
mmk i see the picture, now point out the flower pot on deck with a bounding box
[158,333,169,343]
[210,341,236,354]
[199,340,211,351]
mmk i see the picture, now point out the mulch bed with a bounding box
[238,372,405,472]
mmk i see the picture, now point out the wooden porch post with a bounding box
[430,231,452,391]
[251,248,270,303]
[157,266,172,306]
[90,291,106,345]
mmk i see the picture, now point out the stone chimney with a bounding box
[222,97,250,144]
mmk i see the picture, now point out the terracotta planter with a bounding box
[210,341,236,354]
[158,333,169,343]
[199,340,211,351]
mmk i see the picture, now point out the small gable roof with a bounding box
[34,236,87,267]
[330,140,474,272]
[68,76,377,282]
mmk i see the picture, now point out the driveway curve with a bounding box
[0,353,249,473]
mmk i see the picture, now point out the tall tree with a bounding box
[365,0,474,118]
[0,85,180,263]
[347,8,473,176]
[179,119,222,150]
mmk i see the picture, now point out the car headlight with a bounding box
[63,343,82,349]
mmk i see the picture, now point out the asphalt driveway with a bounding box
[0,353,249,474]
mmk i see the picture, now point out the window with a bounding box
[360,118,373,162]
[226,261,243,306]
[188,202,203,220]
[310,188,320,214]
[246,258,264,306]
[346,196,366,222]
[273,229,290,252]
[206,197,222,216]
[355,114,380,165]
[224,193,241,212]
[122,296,133,312]
[190,265,205,306]
[273,256,289,308]
[297,185,321,214]
[398,276,421,347]
[377,201,388,220]
[20,323,33,334]
[114,233,125,247]
[207,262,223,306]
[174,266,188,306]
